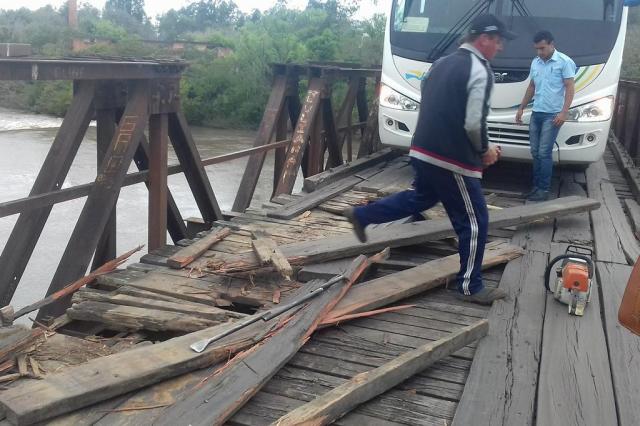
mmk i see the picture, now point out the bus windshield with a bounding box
[391,0,623,68]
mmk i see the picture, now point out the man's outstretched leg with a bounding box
[345,158,439,242]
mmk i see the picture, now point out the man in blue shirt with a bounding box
[516,30,576,201]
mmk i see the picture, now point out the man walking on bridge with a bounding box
[345,14,515,306]
[516,31,576,202]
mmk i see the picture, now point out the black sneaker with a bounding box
[455,287,507,305]
[524,187,538,198]
[343,207,367,243]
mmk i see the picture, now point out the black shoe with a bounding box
[527,189,550,202]
[455,287,507,305]
[343,207,367,243]
[524,187,538,198]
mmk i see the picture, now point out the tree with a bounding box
[104,0,147,23]
[157,1,243,41]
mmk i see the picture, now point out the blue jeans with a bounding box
[354,159,488,295]
[529,112,560,192]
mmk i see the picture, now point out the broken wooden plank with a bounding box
[273,320,488,426]
[0,326,45,365]
[217,196,599,271]
[156,255,373,426]
[596,261,640,426]
[0,277,340,425]
[167,227,231,269]
[553,171,592,245]
[66,301,220,333]
[587,159,640,264]
[623,198,640,239]
[252,236,293,279]
[326,241,522,321]
[452,223,552,426]
[268,166,384,220]
[71,288,246,322]
[303,148,399,192]
[536,244,618,426]
[608,135,640,201]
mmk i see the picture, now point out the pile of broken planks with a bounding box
[0,154,602,426]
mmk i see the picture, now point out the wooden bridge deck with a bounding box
[1,142,639,426]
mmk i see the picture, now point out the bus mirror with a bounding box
[625,0,640,7]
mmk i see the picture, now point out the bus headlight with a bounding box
[566,96,614,122]
[379,85,419,111]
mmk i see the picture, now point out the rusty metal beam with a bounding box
[36,81,150,321]
[91,107,118,270]
[133,136,188,245]
[0,58,186,81]
[0,81,95,306]
[168,111,222,225]
[274,77,325,197]
[148,114,169,250]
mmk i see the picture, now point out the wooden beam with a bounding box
[167,227,232,269]
[36,82,149,322]
[535,243,618,426]
[267,165,384,220]
[273,320,489,426]
[624,198,640,239]
[587,159,640,264]
[155,256,372,426]
[274,77,325,197]
[0,279,333,424]
[214,196,599,272]
[326,241,522,322]
[233,74,290,212]
[304,148,399,192]
[66,301,220,332]
[251,235,293,279]
[453,223,553,426]
[168,111,223,224]
[0,81,95,306]
[596,261,640,426]
[71,288,246,322]
[609,135,640,202]
[148,114,169,250]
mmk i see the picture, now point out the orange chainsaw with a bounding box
[544,245,594,316]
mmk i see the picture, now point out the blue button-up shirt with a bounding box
[530,50,576,113]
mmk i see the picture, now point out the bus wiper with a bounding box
[427,0,495,61]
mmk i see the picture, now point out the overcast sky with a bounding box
[2,1,390,20]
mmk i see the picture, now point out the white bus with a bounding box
[379,0,638,165]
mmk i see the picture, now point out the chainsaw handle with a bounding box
[544,254,594,292]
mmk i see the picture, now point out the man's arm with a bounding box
[464,67,489,154]
[553,78,575,127]
[515,80,535,124]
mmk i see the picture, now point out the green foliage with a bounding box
[24,81,73,116]
[0,1,385,125]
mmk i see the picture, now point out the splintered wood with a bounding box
[251,232,294,280]
[168,227,231,269]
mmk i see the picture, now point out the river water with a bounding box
[0,107,300,313]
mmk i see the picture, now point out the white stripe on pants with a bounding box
[454,174,479,295]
